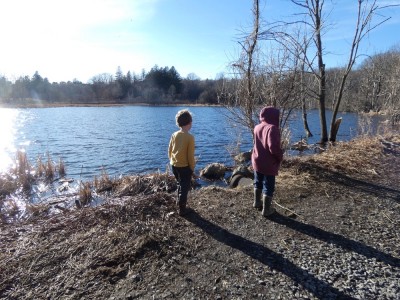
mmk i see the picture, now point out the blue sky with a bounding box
[0,0,399,83]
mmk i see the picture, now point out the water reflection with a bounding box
[0,108,21,173]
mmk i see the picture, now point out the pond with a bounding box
[0,106,385,181]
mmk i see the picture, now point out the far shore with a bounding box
[1,102,395,118]
[0,101,223,109]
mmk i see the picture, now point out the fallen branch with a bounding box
[273,201,302,218]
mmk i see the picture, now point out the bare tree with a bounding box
[218,0,261,141]
[90,73,114,101]
[278,0,397,142]
[259,44,302,139]
[281,0,329,143]
[219,0,299,149]
[357,47,400,115]
[329,0,396,141]
[259,22,315,139]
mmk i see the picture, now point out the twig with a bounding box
[348,194,361,202]
[280,238,290,250]
[273,201,302,218]
[46,196,77,205]
[382,212,394,224]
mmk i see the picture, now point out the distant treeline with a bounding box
[1,48,399,113]
[0,65,221,106]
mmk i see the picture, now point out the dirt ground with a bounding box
[0,134,399,299]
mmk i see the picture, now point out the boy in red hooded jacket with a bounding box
[251,106,284,216]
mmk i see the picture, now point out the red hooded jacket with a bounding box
[251,106,283,176]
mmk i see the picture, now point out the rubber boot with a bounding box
[178,202,188,216]
[262,195,275,217]
[253,188,262,209]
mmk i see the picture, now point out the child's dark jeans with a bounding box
[172,166,193,207]
[253,170,276,197]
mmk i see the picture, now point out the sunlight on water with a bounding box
[0,108,20,173]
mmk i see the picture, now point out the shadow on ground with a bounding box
[184,210,360,299]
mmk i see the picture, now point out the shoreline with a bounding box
[0,102,223,109]
[1,102,396,121]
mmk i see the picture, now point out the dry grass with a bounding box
[58,157,66,178]
[282,133,399,177]
[275,133,400,215]
[0,174,18,199]
[1,133,398,223]
[112,173,177,197]
[78,181,92,207]
[0,152,70,220]
[13,151,34,193]
[36,155,45,177]
[35,153,66,181]
[0,191,178,299]
[0,198,20,223]
[93,171,177,198]
[94,168,114,192]
[45,152,55,181]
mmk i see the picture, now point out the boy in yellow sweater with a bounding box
[168,109,196,216]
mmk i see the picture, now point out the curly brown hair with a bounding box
[175,109,192,127]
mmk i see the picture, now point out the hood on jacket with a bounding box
[259,106,280,126]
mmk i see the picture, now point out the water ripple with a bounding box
[0,106,374,181]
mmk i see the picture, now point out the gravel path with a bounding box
[166,181,400,300]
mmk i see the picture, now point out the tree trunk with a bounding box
[300,59,312,137]
[302,106,313,138]
[329,73,347,141]
[315,0,328,143]
[318,94,328,144]
[317,61,328,143]
[330,117,342,143]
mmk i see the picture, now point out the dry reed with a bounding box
[0,151,69,221]
[112,173,177,197]
[58,157,66,178]
[14,151,33,193]
[94,168,114,193]
[36,155,45,177]
[0,174,18,200]
[78,181,92,207]
[2,199,20,221]
[45,152,55,181]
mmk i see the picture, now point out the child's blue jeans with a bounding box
[253,171,276,197]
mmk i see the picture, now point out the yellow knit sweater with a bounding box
[168,130,195,171]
